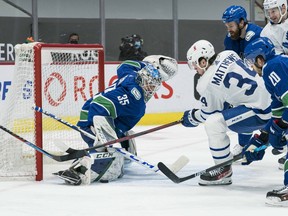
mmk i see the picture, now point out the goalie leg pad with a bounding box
[90,150,124,183]
[92,116,121,150]
[120,130,137,165]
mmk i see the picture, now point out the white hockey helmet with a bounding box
[263,0,287,23]
[143,55,178,81]
[186,40,215,70]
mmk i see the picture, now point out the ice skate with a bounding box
[53,169,82,186]
[266,185,288,207]
[199,164,232,186]
[278,155,285,170]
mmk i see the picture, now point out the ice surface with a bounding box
[0,124,287,215]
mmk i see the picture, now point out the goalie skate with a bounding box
[266,185,288,207]
[198,165,232,186]
[53,169,82,186]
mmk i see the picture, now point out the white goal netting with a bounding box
[0,42,104,180]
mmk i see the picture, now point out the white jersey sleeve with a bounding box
[261,21,288,55]
[194,50,271,122]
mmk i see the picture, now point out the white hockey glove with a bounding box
[181,109,200,127]
[143,55,178,81]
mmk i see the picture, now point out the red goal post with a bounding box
[0,43,105,181]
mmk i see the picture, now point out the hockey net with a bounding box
[0,43,104,180]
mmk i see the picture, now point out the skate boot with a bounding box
[266,185,288,207]
[54,156,92,185]
[278,156,285,170]
[231,144,245,165]
[53,169,82,185]
[199,164,232,186]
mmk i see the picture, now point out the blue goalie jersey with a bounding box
[77,60,149,136]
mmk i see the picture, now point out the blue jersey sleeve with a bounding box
[263,56,288,118]
[116,60,146,79]
[77,63,147,135]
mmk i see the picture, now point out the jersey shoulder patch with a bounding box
[245,31,256,41]
[131,87,142,100]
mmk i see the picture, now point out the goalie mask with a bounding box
[143,55,178,81]
[136,63,162,103]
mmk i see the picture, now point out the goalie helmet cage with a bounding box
[0,43,104,181]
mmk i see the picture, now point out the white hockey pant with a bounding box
[205,113,233,165]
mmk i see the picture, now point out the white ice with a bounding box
[0,124,287,216]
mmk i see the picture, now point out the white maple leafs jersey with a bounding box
[194,50,271,123]
[261,19,288,55]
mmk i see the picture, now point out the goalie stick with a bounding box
[33,105,182,152]
[158,144,269,183]
[0,124,188,174]
[0,125,87,162]
[33,105,189,174]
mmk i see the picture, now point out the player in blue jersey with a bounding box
[54,55,178,185]
[261,0,288,169]
[243,37,288,207]
[222,5,263,157]
[222,5,263,59]
[182,39,271,186]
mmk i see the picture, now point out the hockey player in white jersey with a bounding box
[182,40,271,186]
[261,0,288,55]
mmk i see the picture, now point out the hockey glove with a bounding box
[181,109,199,127]
[269,119,288,150]
[241,134,266,165]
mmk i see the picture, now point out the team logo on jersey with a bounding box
[245,31,255,41]
[131,87,141,100]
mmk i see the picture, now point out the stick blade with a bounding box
[168,155,189,174]
[158,162,181,183]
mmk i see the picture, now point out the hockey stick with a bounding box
[0,125,87,162]
[33,105,188,173]
[158,144,269,183]
[33,105,182,151]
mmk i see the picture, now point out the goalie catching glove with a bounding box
[143,55,178,81]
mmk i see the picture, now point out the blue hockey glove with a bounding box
[269,119,288,150]
[241,134,266,165]
[181,109,199,127]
